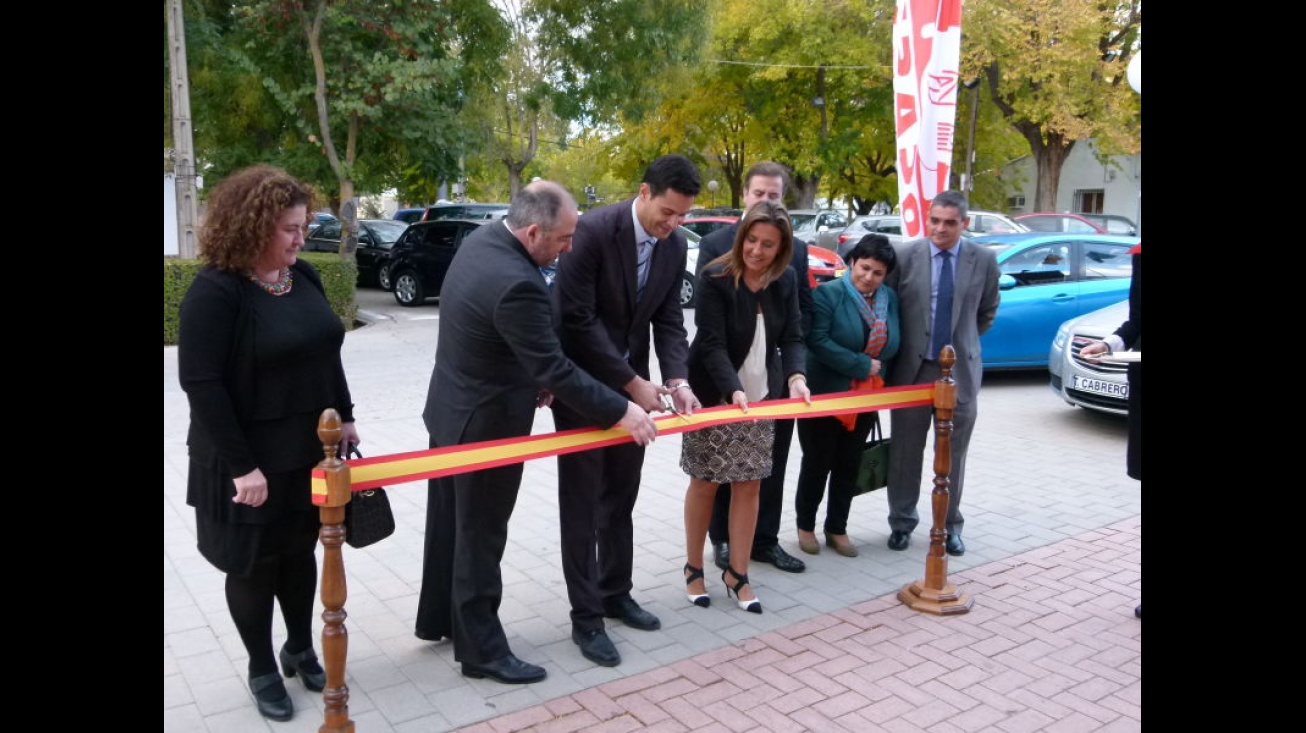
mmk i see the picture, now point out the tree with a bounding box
[173,0,507,255]
[528,0,710,127]
[962,0,1141,211]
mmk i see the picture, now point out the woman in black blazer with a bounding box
[680,201,811,614]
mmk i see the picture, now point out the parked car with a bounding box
[681,216,737,239]
[388,220,489,306]
[788,208,848,251]
[806,244,847,288]
[1014,212,1107,234]
[302,218,411,289]
[966,210,1029,236]
[836,210,1025,258]
[836,214,905,256]
[679,226,702,307]
[421,202,509,222]
[973,232,1139,368]
[393,207,426,224]
[1079,213,1138,236]
[1047,299,1130,415]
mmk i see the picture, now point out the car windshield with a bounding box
[369,220,410,247]
[790,213,816,230]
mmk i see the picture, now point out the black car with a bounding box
[388,219,489,306]
[303,219,410,289]
[421,202,509,222]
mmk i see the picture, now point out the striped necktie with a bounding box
[931,249,954,359]
[636,238,654,301]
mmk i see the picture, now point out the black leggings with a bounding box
[225,516,319,677]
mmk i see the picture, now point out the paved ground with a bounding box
[164,290,1140,732]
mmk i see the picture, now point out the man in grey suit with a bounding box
[414,181,658,685]
[883,190,1000,557]
[552,154,702,668]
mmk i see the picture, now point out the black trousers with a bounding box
[415,435,522,664]
[553,402,645,632]
[794,412,875,535]
[708,417,795,550]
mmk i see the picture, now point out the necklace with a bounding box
[246,268,294,296]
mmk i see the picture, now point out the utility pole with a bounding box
[167,0,199,259]
[962,78,980,197]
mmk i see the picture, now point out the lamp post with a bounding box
[707,179,719,208]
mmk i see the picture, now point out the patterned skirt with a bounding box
[680,418,775,483]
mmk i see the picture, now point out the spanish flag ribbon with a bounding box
[311,384,934,503]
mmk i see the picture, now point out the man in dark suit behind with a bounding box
[883,190,1000,557]
[414,181,658,685]
[552,154,703,668]
[697,161,813,575]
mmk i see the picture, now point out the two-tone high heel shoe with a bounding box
[721,566,762,614]
[684,563,710,608]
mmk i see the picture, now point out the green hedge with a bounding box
[163,253,359,345]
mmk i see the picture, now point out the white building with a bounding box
[1001,140,1141,235]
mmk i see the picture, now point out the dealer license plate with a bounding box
[1072,375,1128,399]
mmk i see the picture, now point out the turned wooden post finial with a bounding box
[898,345,972,615]
[315,408,355,733]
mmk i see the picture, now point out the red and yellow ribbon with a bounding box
[312,384,934,503]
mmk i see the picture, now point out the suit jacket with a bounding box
[805,279,900,395]
[698,223,814,334]
[885,237,1000,403]
[422,221,627,446]
[554,198,690,393]
[687,263,806,407]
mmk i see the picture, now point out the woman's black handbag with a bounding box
[343,445,396,548]
[854,413,891,496]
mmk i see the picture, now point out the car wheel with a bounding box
[680,272,696,307]
[392,270,425,307]
[377,262,394,291]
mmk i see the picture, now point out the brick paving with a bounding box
[165,301,1140,732]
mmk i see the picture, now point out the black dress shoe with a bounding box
[945,534,966,556]
[712,542,730,572]
[603,597,661,631]
[572,628,621,667]
[414,629,447,642]
[887,531,911,551]
[461,654,547,684]
[249,672,294,721]
[279,644,326,692]
[1134,604,1141,619]
[751,544,806,573]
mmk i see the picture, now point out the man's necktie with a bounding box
[931,249,954,359]
[636,238,654,301]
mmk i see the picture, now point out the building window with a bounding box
[1007,194,1025,212]
[1076,190,1104,214]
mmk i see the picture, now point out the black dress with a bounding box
[178,261,354,575]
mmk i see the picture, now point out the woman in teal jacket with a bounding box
[794,234,900,557]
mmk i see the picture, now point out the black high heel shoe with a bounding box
[249,672,294,721]
[280,644,326,692]
[721,566,762,614]
[684,563,710,608]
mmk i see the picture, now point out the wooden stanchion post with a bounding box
[899,346,973,615]
[315,409,355,733]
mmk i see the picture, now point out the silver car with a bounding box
[1047,300,1130,415]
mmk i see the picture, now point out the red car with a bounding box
[806,244,847,288]
[1014,212,1108,235]
[681,216,738,239]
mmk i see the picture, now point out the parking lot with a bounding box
[165,286,1139,732]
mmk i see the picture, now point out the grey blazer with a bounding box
[884,237,1000,403]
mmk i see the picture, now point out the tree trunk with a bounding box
[1014,122,1075,213]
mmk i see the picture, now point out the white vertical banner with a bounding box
[893,0,965,239]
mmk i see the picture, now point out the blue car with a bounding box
[972,232,1140,368]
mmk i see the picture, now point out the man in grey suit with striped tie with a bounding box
[883,190,1000,557]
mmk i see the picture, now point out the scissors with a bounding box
[660,392,692,423]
